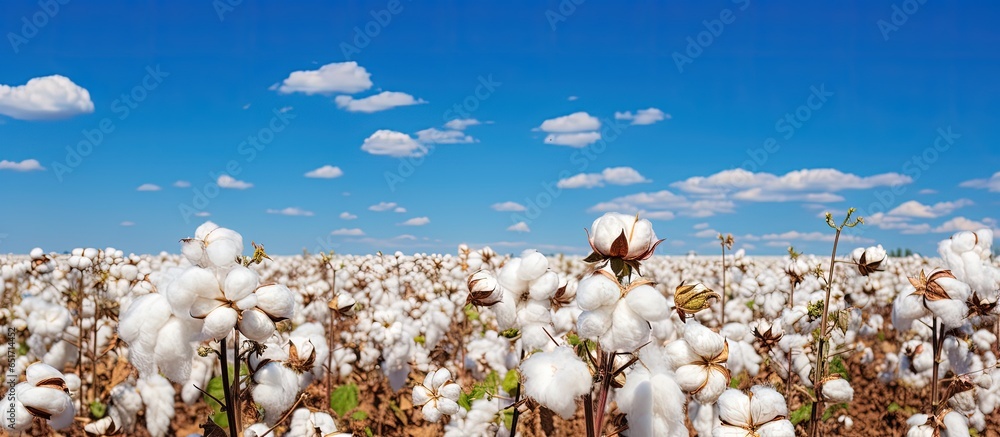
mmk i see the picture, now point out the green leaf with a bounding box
[204,376,229,428]
[364,427,374,437]
[413,335,426,345]
[330,383,360,417]
[887,402,901,413]
[458,392,472,411]
[500,328,520,339]
[790,403,812,425]
[566,333,581,346]
[351,410,369,421]
[829,356,850,381]
[501,369,520,396]
[464,303,480,321]
[501,409,514,430]
[89,401,107,419]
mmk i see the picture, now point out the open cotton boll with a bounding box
[255,284,295,321]
[822,378,854,403]
[239,308,277,342]
[517,250,549,281]
[528,271,560,301]
[520,346,590,419]
[118,293,172,377]
[601,301,652,352]
[252,361,302,425]
[576,272,621,311]
[154,317,195,382]
[624,283,669,322]
[497,258,529,294]
[491,287,519,330]
[243,423,271,437]
[138,375,176,437]
[617,367,687,437]
[286,408,349,437]
[223,265,259,301]
[892,292,929,332]
[202,306,239,340]
[577,304,614,339]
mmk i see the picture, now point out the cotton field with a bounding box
[2,213,999,437]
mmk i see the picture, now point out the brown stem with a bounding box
[593,352,615,435]
[584,393,596,437]
[809,227,842,437]
[220,338,238,437]
[931,318,942,411]
[720,244,727,326]
[509,349,526,436]
[232,330,242,433]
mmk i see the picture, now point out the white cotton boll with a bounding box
[29,247,44,259]
[517,250,548,281]
[154,317,194,382]
[602,302,651,352]
[202,307,239,340]
[688,400,717,437]
[756,420,795,437]
[942,410,969,437]
[491,287,519,330]
[182,357,213,404]
[287,408,345,437]
[716,389,752,428]
[223,265,258,301]
[3,386,33,431]
[520,346,590,419]
[822,378,854,403]
[892,293,928,332]
[18,386,70,417]
[528,271,559,301]
[252,362,301,425]
[190,297,225,319]
[48,397,76,430]
[948,389,977,415]
[206,236,243,267]
[684,320,726,358]
[750,385,788,421]
[167,267,219,316]
[137,375,176,437]
[497,258,529,294]
[925,298,969,329]
[25,362,64,385]
[577,305,614,339]
[243,423,270,437]
[624,284,669,322]
[576,273,621,311]
[239,308,277,342]
[255,284,295,321]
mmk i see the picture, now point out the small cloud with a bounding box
[0,159,45,171]
[444,118,480,130]
[394,234,418,240]
[507,222,531,232]
[340,212,357,220]
[960,171,1000,192]
[136,183,161,191]
[491,201,526,212]
[266,207,314,217]
[195,211,211,217]
[544,131,601,147]
[567,95,579,101]
[331,228,365,236]
[640,210,675,220]
[361,130,426,157]
[120,221,135,227]
[399,217,430,226]
[416,128,476,144]
[887,199,973,219]
[557,167,649,189]
[918,189,937,195]
[305,165,344,179]
[334,91,426,113]
[394,207,407,213]
[279,106,293,113]
[0,75,94,120]
[614,107,669,125]
[276,61,373,95]
[693,222,710,230]
[173,180,191,188]
[539,112,600,132]
[217,175,253,189]
[369,202,398,212]
[242,103,251,110]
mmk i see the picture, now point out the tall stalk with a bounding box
[219,337,238,437]
[717,233,734,326]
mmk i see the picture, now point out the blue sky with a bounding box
[1,0,998,256]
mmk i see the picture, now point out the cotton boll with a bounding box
[602,302,651,352]
[243,423,271,437]
[202,307,238,340]
[137,375,176,437]
[255,284,295,321]
[528,271,559,301]
[576,273,621,311]
[223,265,258,301]
[239,308,277,342]
[577,304,614,339]
[517,250,548,282]
[822,378,854,403]
[520,346,590,419]
[624,284,669,322]
[252,362,301,425]
[491,287,519,330]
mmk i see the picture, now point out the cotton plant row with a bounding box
[1,213,998,435]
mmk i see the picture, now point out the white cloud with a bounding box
[544,131,601,147]
[369,202,398,212]
[557,173,604,189]
[694,229,718,238]
[120,221,135,227]
[173,180,191,188]
[361,130,426,157]
[339,212,357,220]
[416,128,476,144]
[399,217,430,226]
[672,168,912,198]
[491,201,526,212]
[887,199,973,218]
[331,228,365,236]
[731,189,845,203]
[444,118,481,130]
[693,222,710,230]
[0,75,94,120]
[394,207,407,213]
[567,96,579,101]
[755,230,873,244]
[195,211,211,217]
[614,107,669,125]
[136,183,161,191]
[960,171,1000,192]
[0,159,45,171]
[279,106,293,113]
[507,222,531,232]
[539,112,600,132]
[590,190,734,217]
[266,207,314,217]
[640,210,675,220]
[276,61,372,95]
[217,175,253,189]
[918,189,937,195]
[934,217,997,233]
[602,167,650,185]
[334,91,426,113]
[305,165,344,179]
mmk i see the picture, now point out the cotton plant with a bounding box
[712,385,795,437]
[3,362,77,432]
[615,343,687,437]
[412,367,462,423]
[665,319,733,404]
